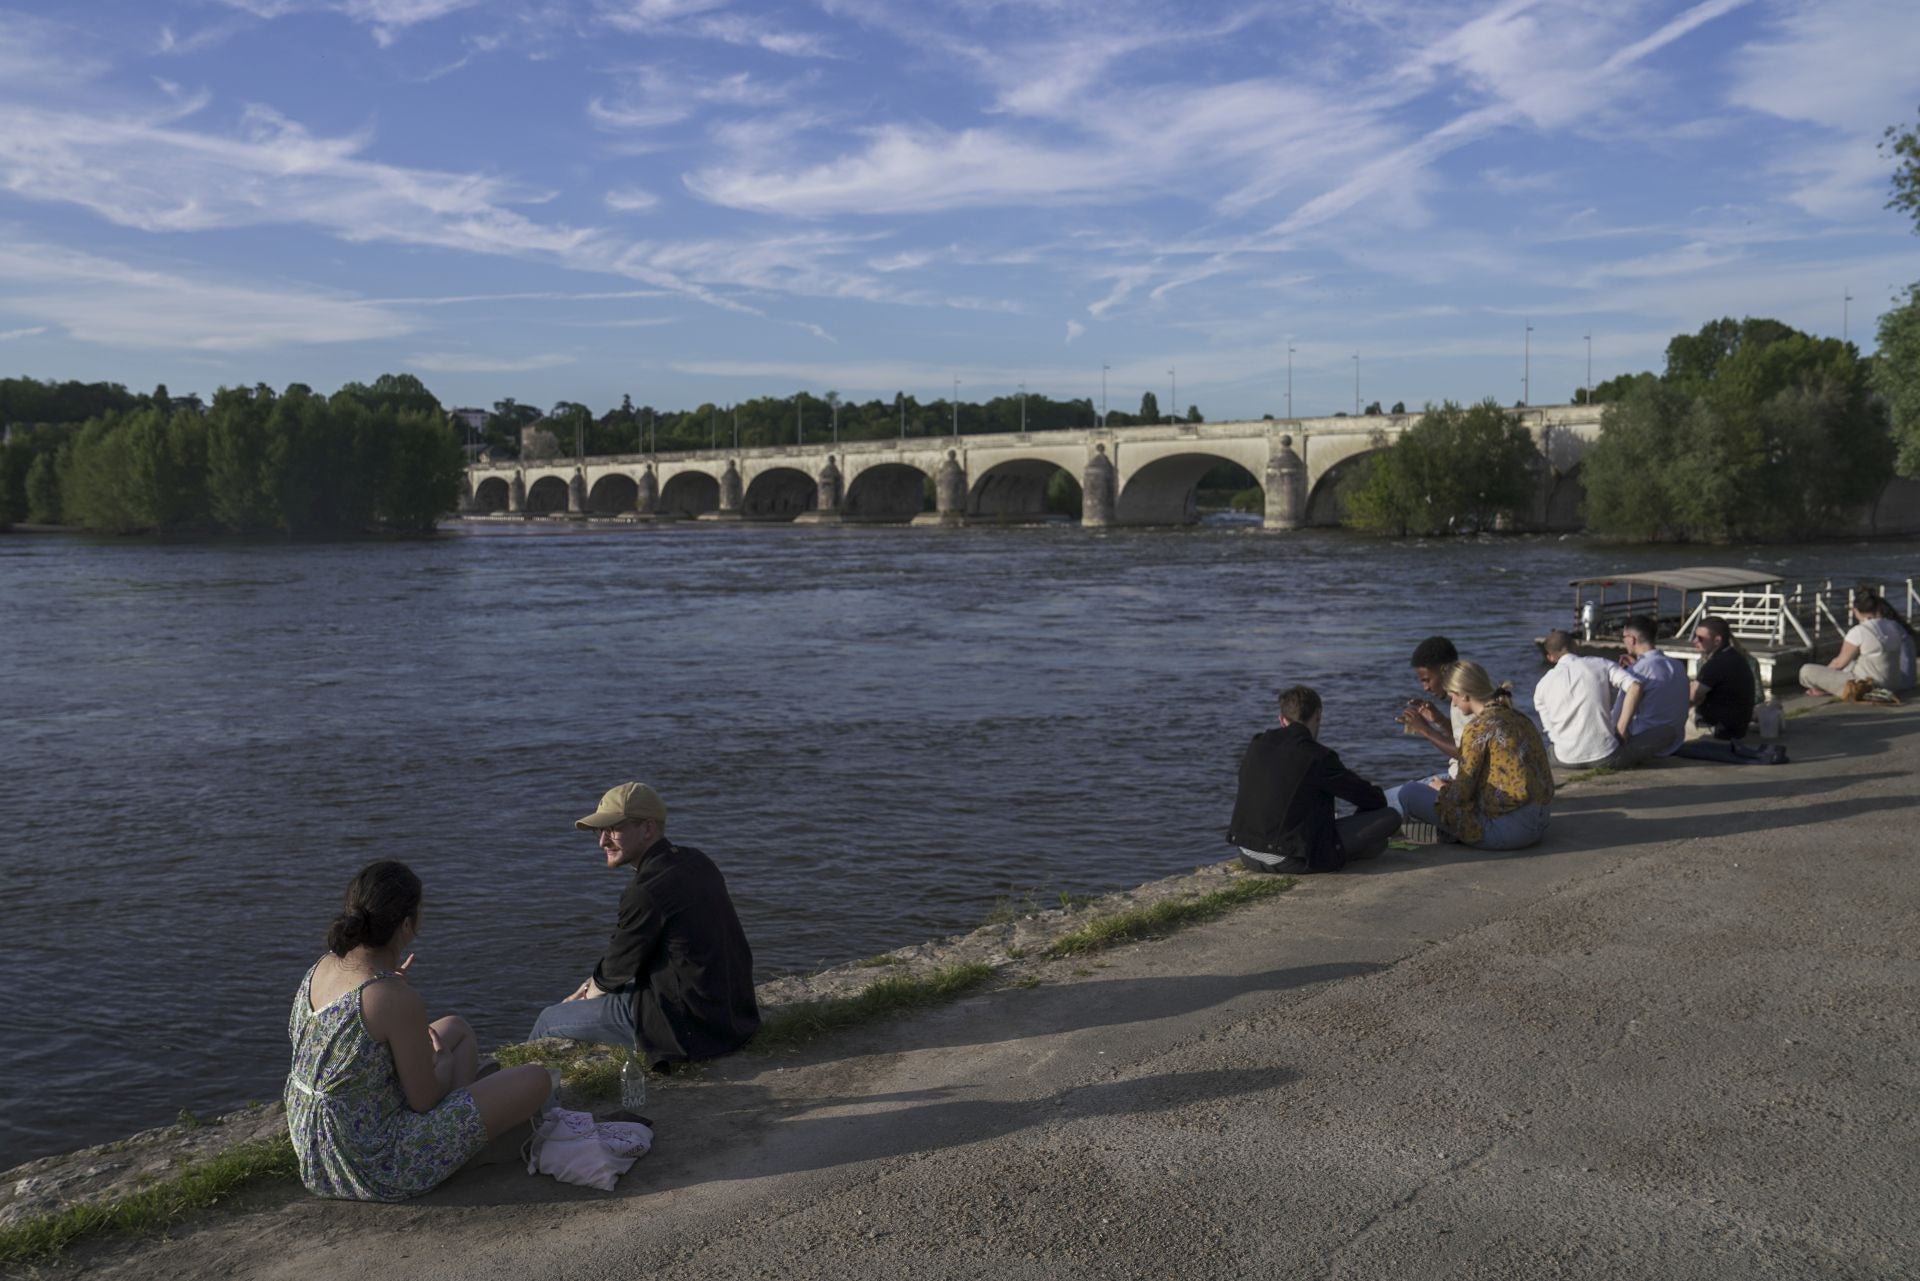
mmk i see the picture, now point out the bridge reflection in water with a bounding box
[463,404,1606,531]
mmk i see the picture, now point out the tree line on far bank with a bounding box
[0,378,461,535]
[1347,314,1900,541]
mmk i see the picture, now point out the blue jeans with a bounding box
[1396,781,1550,851]
[529,990,636,1049]
[1672,739,1781,765]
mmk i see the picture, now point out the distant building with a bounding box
[520,420,561,460]
[450,406,488,435]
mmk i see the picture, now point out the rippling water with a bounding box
[2,522,1913,1164]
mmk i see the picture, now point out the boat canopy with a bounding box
[1567,567,1782,593]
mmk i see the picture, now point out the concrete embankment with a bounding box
[27,699,1920,1280]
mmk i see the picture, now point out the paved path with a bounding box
[86,703,1920,1280]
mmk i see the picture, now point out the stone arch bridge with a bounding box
[463,404,1606,530]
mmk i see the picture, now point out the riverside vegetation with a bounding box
[0,375,462,535]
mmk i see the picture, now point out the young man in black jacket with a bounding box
[1228,685,1401,873]
[529,782,760,1067]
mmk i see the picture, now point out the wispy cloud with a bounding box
[0,9,111,84]
[0,324,49,342]
[0,240,415,350]
[407,351,577,372]
[596,0,833,57]
[605,185,660,212]
[1727,0,1920,219]
[216,0,481,43]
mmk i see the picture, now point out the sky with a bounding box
[0,0,1916,421]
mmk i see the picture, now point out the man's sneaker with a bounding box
[1764,744,1790,765]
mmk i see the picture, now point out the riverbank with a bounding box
[13,695,1918,1279]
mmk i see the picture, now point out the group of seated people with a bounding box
[1228,597,1915,870]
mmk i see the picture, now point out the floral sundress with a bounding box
[284,963,487,1201]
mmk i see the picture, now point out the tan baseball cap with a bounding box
[575,782,668,831]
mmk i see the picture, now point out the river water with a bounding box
[2,522,1914,1164]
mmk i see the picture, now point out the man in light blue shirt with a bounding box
[1616,614,1690,762]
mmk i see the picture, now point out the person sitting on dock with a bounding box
[1615,615,1690,763]
[529,783,761,1068]
[1396,661,1554,850]
[1799,590,1917,697]
[1228,684,1400,873]
[1673,617,1787,765]
[1395,636,1467,783]
[1533,630,1646,771]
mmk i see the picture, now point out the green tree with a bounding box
[336,373,442,418]
[1874,286,1920,473]
[1883,110,1920,228]
[25,450,61,523]
[1347,400,1536,536]
[1585,318,1890,540]
[377,408,464,531]
[206,385,284,533]
[1138,390,1160,423]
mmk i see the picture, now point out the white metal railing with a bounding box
[1680,589,1813,650]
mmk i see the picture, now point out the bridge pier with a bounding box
[508,471,525,514]
[794,455,844,525]
[567,469,587,515]
[1082,444,1116,528]
[912,450,969,526]
[1262,436,1306,531]
[698,460,746,521]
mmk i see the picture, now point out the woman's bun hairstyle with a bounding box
[327,861,422,958]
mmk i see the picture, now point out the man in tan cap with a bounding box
[528,783,760,1067]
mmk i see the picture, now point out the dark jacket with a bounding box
[1226,722,1388,872]
[1695,646,1756,739]
[593,839,760,1067]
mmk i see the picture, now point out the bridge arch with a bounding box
[1115,451,1259,526]
[742,466,819,520]
[660,470,720,516]
[525,475,571,515]
[843,461,931,522]
[472,476,509,513]
[1304,447,1386,527]
[968,459,1080,522]
[588,473,638,514]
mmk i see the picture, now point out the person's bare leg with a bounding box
[468,1065,553,1138]
[430,1015,479,1090]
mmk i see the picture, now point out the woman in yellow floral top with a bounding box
[1395,661,1554,849]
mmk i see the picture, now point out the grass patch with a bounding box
[1561,764,1622,785]
[982,890,1039,926]
[751,961,996,1054]
[496,1040,627,1099]
[0,1135,297,1266]
[1011,975,1040,989]
[1005,945,1028,960]
[1045,877,1296,959]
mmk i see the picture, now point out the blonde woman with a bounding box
[1395,661,1554,850]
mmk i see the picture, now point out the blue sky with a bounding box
[0,0,1915,420]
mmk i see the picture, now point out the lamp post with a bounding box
[732,405,738,450]
[898,391,905,439]
[710,405,717,450]
[1168,367,1176,424]
[951,376,960,438]
[795,392,802,447]
[636,400,642,455]
[1019,382,1026,432]
[1523,321,1533,406]
[1101,363,1109,426]
[1352,353,1359,416]
[1286,343,1294,420]
[1584,331,1592,404]
[830,395,838,445]
[1844,288,1853,344]
[647,407,654,454]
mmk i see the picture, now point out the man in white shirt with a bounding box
[1615,614,1689,762]
[1534,629,1645,770]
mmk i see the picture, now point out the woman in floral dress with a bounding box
[286,860,551,1201]
[1397,661,1554,850]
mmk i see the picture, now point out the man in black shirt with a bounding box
[529,782,760,1066]
[1672,617,1787,765]
[1228,685,1401,872]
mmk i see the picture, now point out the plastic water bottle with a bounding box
[620,1055,647,1111]
[1757,697,1784,742]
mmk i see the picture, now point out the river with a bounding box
[2,521,1913,1165]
